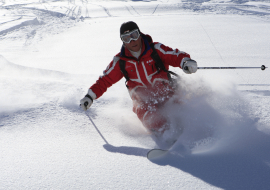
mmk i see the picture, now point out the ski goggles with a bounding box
[121,29,140,43]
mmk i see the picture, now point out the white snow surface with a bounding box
[1,0,270,189]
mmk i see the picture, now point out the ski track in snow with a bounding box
[1,0,270,189]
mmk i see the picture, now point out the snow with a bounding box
[1,0,270,189]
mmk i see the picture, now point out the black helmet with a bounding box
[120,21,141,37]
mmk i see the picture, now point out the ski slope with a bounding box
[1,0,270,189]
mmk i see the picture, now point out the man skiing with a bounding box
[80,21,197,142]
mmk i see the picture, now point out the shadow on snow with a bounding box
[150,128,270,190]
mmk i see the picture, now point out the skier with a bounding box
[80,21,197,143]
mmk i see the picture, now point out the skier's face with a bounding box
[124,36,142,52]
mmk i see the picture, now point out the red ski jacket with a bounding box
[90,34,190,103]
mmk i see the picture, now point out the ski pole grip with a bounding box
[184,66,188,71]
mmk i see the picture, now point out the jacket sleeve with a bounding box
[90,56,124,99]
[153,43,190,69]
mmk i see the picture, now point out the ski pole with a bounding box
[82,102,109,144]
[195,65,267,70]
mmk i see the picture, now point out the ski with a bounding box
[147,149,169,160]
[147,138,179,160]
[147,142,190,160]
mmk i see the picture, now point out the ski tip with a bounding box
[147,149,168,160]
